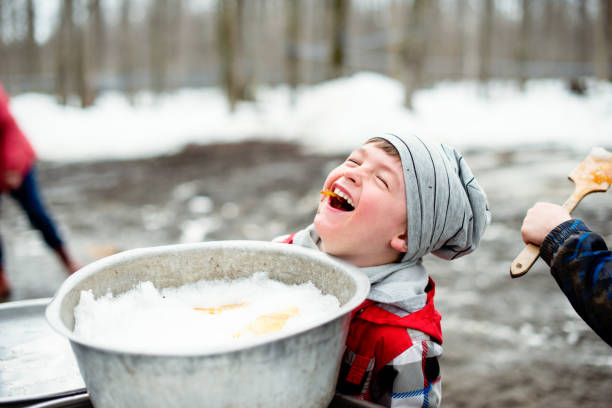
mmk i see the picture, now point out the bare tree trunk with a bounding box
[167,0,183,88]
[544,0,570,62]
[74,0,104,107]
[454,0,467,79]
[566,0,590,95]
[286,0,301,105]
[10,1,20,83]
[1,0,20,88]
[478,0,494,95]
[425,0,440,82]
[386,0,405,80]
[54,0,93,107]
[594,0,610,80]
[516,0,531,90]
[89,0,105,69]
[119,0,136,103]
[149,0,169,94]
[328,0,349,79]
[400,0,430,109]
[24,0,40,89]
[75,24,94,108]
[605,0,612,81]
[218,0,237,111]
[241,0,258,101]
[0,0,6,81]
[576,0,590,65]
[216,0,254,111]
[56,0,75,105]
[234,0,254,101]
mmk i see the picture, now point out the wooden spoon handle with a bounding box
[510,243,541,278]
[562,186,589,212]
[510,187,589,279]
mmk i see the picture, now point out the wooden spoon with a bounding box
[510,147,612,278]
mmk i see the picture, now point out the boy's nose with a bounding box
[343,169,362,186]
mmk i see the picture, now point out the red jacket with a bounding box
[0,84,36,192]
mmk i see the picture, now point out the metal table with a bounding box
[0,299,85,407]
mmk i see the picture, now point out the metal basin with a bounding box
[46,240,370,408]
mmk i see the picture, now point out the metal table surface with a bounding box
[0,299,85,406]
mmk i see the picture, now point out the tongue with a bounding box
[330,195,354,211]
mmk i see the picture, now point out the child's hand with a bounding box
[521,202,571,245]
[4,170,23,190]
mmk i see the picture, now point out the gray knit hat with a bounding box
[374,133,491,264]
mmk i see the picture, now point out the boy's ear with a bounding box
[390,232,408,253]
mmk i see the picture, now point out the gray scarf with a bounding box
[293,134,491,313]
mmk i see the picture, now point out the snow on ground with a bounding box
[9,72,612,163]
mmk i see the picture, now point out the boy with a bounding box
[279,133,490,406]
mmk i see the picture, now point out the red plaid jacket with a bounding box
[279,233,443,407]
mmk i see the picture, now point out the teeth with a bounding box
[333,187,354,207]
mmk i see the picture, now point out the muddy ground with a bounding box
[2,141,611,407]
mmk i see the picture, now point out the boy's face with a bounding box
[314,142,407,267]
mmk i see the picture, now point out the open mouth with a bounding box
[321,188,355,211]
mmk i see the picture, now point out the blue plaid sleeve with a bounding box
[541,219,612,347]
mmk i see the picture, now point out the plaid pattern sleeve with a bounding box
[384,330,443,408]
[541,219,612,347]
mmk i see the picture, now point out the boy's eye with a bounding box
[347,158,360,165]
[377,176,389,189]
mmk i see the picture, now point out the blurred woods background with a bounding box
[1,0,611,111]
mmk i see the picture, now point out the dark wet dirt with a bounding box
[2,141,611,407]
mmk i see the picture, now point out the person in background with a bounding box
[277,133,490,407]
[0,83,79,301]
[521,202,612,347]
